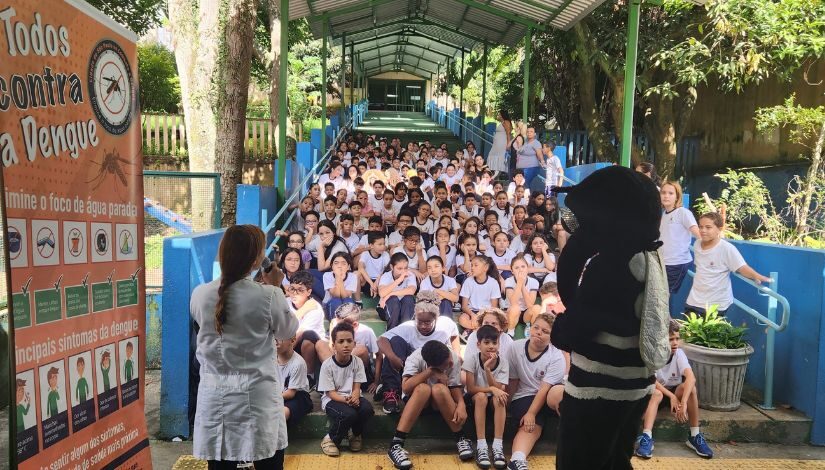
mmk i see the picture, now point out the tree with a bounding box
[168,0,258,226]
[137,43,181,113]
[85,0,162,36]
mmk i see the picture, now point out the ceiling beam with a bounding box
[309,0,398,22]
[348,31,468,55]
[447,0,543,29]
[356,41,452,61]
[366,60,437,74]
[331,17,483,46]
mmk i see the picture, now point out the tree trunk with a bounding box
[266,2,297,164]
[169,0,219,229]
[795,119,825,240]
[642,86,696,180]
[576,62,618,163]
[214,0,257,226]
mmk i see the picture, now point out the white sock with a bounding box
[690,427,700,437]
[643,429,652,439]
[511,451,526,461]
[477,439,488,450]
[492,438,503,451]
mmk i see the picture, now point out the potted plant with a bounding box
[678,306,754,411]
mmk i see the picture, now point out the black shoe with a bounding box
[459,328,473,344]
[492,448,506,469]
[382,389,401,414]
[475,447,491,469]
[374,383,385,402]
[456,437,474,461]
[388,443,413,470]
[507,460,529,470]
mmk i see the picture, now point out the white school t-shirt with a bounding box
[378,271,417,290]
[509,236,528,254]
[413,217,435,236]
[459,276,502,311]
[464,332,514,358]
[278,353,310,394]
[320,212,340,225]
[660,207,698,266]
[427,245,457,272]
[419,275,458,295]
[402,348,463,398]
[490,207,513,232]
[686,239,746,310]
[655,349,691,388]
[454,252,483,277]
[291,299,327,339]
[488,248,516,269]
[355,323,379,355]
[502,276,540,311]
[341,232,361,252]
[462,351,510,389]
[360,251,390,280]
[387,230,404,247]
[381,316,458,349]
[307,236,348,259]
[392,246,423,270]
[357,234,388,249]
[322,272,358,303]
[318,355,367,410]
[507,339,566,401]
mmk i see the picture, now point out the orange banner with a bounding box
[1,1,150,468]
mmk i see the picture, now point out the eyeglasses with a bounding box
[286,285,309,294]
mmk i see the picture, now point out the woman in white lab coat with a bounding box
[190,225,299,469]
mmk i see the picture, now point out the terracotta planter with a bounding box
[681,342,754,411]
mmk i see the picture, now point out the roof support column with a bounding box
[446,57,451,110]
[277,0,289,201]
[321,19,328,152]
[523,26,532,124]
[481,41,488,154]
[459,49,465,115]
[436,63,441,109]
[349,42,355,117]
[620,0,642,168]
[340,32,346,122]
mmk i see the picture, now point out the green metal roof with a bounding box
[289,0,612,78]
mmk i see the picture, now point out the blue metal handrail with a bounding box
[262,100,368,257]
[685,262,790,410]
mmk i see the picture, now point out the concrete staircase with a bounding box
[355,111,465,152]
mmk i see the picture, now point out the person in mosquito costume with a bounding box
[550,166,671,470]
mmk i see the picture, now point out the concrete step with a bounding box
[287,388,811,444]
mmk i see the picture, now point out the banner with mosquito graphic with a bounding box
[0,0,150,468]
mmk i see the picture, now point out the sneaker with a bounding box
[459,328,473,344]
[634,434,654,458]
[686,432,713,458]
[321,435,339,457]
[374,383,385,401]
[348,431,363,452]
[492,448,506,469]
[506,460,529,470]
[456,437,474,461]
[475,447,491,469]
[307,375,317,392]
[388,443,413,470]
[383,389,401,414]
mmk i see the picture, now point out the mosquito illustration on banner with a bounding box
[87,148,133,201]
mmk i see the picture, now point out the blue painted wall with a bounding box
[670,240,825,444]
[160,229,224,439]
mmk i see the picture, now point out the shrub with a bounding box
[679,307,748,349]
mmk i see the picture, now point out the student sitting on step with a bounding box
[458,255,501,342]
[463,308,514,360]
[357,230,390,301]
[463,325,510,470]
[276,335,313,426]
[319,322,374,457]
[635,320,713,460]
[332,303,383,395]
[322,253,357,320]
[377,292,459,415]
[387,340,473,470]
[286,271,332,383]
[378,253,418,330]
[506,313,566,470]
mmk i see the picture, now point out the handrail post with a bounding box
[760,271,779,410]
[213,175,222,228]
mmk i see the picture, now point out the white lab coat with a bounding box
[190,276,298,461]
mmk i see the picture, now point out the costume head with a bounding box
[555,165,662,305]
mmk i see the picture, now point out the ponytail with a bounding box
[215,225,266,335]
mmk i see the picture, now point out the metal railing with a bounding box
[261,100,368,257]
[685,265,790,410]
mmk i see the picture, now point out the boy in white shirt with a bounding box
[339,214,360,252]
[542,142,564,196]
[357,231,390,298]
[463,325,509,469]
[287,271,333,381]
[319,322,374,456]
[387,340,473,470]
[333,303,383,395]
[276,336,312,425]
[635,320,713,459]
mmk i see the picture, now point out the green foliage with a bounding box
[138,43,181,113]
[86,0,162,36]
[658,0,825,91]
[679,308,749,349]
[693,168,790,241]
[756,95,825,149]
